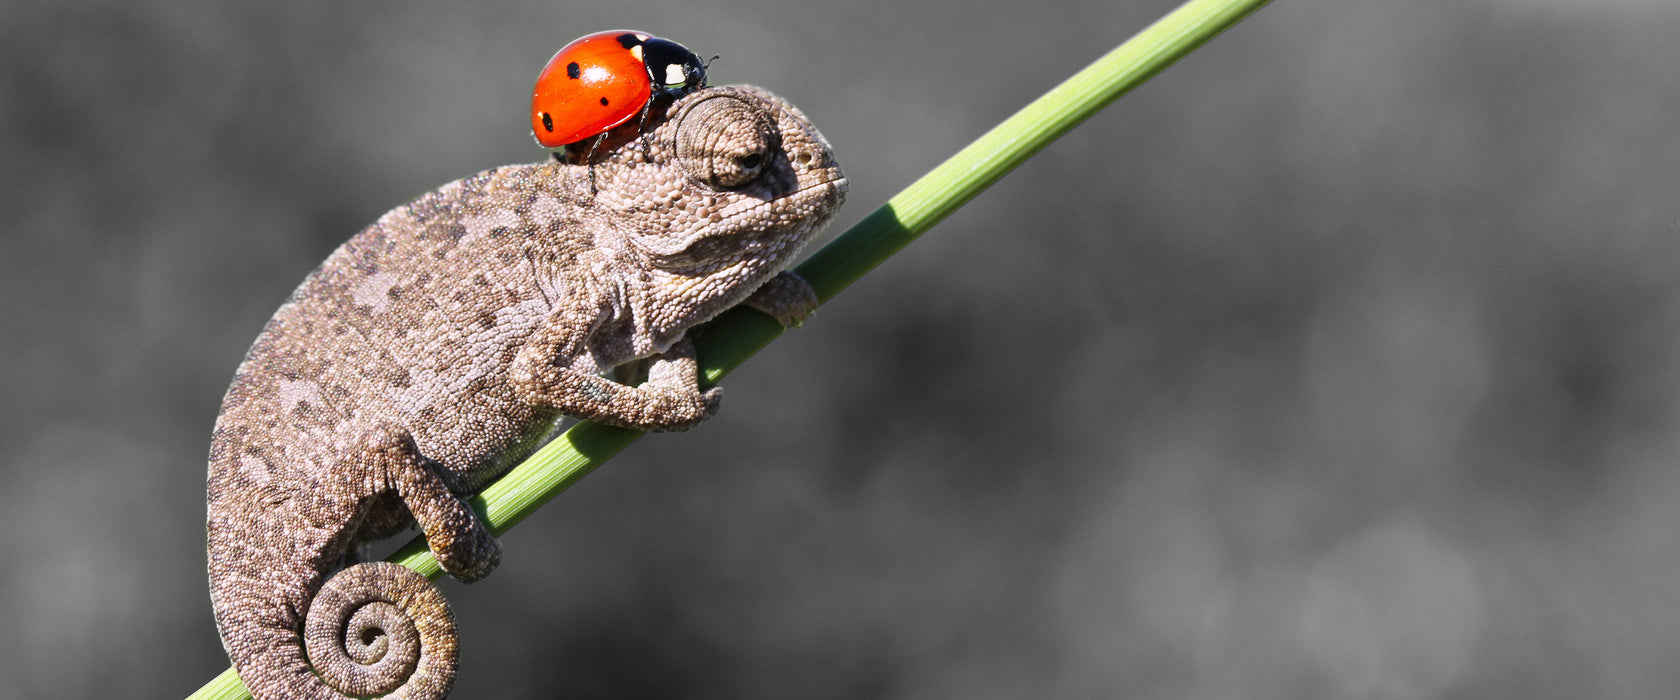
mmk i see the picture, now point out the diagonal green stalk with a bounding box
[187,0,1269,697]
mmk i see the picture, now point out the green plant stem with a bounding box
[187,0,1268,697]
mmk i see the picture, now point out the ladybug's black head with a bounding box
[642,37,708,94]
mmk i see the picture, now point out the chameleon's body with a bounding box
[207,86,845,699]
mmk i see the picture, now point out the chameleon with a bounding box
[206,85,847,699]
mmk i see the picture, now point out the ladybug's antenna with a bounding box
[702,54,720,71]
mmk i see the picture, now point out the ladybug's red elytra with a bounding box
[530,30,708,149]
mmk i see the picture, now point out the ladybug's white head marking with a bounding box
[664,64,687,86]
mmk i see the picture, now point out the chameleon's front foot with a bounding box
[639,384,723,432]
[513,336,722,432]
[746,271,820,327]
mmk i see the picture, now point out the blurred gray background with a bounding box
[5,0,1680,697]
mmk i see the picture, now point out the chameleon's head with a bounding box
[589,85,848,272]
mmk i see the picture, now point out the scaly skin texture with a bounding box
[207,85,846,699]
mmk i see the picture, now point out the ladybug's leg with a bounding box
[633,98,657,163]
[583,132,610,194]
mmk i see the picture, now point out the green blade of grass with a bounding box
[187,0,1269,697]
[795,0,1271,302]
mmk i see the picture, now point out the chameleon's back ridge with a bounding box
[207,86,846,698]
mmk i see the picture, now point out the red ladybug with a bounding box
[530,30,707,148]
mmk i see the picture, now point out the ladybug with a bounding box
[530,30,708,149]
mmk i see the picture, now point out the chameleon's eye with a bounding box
[674,94,778,189]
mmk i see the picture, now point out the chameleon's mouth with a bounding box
[728,175,849,228]
[638,175,849,265]
[708,175,848,246]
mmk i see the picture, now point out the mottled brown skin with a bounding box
[207,86,846,699]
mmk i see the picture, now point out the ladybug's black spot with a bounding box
[615,33,642,49]
[566,62,580,80]
[540,112,553,132]
[599,97,609,107]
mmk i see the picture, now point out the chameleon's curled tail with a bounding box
[213,559,457,700]
[305,562,457,699]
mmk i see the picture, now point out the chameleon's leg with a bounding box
[211,450,464,700]
[294,428,486,699]
[744,271,821,327]
[641,336,719,409]
[366,423,501,583]
[511,320,720,432]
